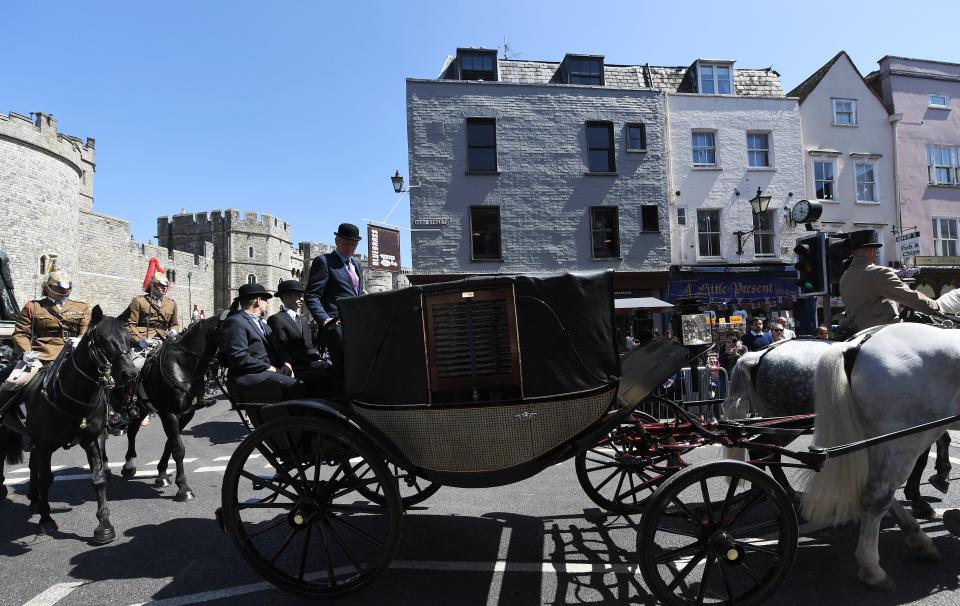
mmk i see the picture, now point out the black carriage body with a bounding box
[330,270,626,487]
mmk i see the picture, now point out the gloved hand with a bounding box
[22,351,39,364]
[168,328,179,337]
[67,337,82,348]
[138,339,152,350]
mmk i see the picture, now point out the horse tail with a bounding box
[2,427,23,466]
[801,340,868,526]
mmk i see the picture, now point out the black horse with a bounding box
[121,314,222,501]
[1,307,137,543]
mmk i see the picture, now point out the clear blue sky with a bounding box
[4,1,960,265]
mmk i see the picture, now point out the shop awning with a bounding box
[614,297,675,310]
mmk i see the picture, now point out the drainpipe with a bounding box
[890,113,903,238]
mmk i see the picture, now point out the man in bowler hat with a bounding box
[269,279,337,393]
[220,282,305,400]
[305,223,364,373]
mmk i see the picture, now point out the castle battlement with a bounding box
[0,111,95,175]
[158,209,291,236]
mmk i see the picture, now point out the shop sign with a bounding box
[367,224,401,272]
[668,276,798,302]
[413,218,449,226]
[896,231,921,260]
[913,256,960,267]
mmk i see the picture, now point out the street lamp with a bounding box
[733,187,773,256]
[391,170,405,193]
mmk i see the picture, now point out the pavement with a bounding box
[3,404,960,606]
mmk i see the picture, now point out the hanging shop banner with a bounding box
[668,276,798,302]
[367,225,401,272]
[896,231,921,260]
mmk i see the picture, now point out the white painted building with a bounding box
[789,51,898,265]
[659,62,806,291]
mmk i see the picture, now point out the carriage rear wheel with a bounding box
[576,411,683,514]
[348,462,441,508]
[638,460,798,606]
[221,416,403,598]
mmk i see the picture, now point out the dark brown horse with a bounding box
[120,314,222,501]
[1,307,137,543]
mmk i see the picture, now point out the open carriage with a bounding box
[215,270,960,605]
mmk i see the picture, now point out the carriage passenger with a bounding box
[220,283,307,400]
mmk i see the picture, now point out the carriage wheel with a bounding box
[221,416,402,598]
[348,462,441,508]
[576,411,683,514]
[638,460,798,606]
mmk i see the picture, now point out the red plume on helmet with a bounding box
[142,258,166,292]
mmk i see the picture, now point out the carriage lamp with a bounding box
[733,187,773,256]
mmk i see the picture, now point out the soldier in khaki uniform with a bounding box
[0,271,90,434]
[839,229,939,331]
[123,270,180,356]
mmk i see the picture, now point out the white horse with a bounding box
[802,322,959,590]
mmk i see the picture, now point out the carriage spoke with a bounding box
[666,549,706,592]
[696,554,716,606]
[300,522,315,583]
[281,432,310,492]
[323,518,362,573]
[253,444,303,495]
[654,542,702,564]
[669,496,705,531]
[328,512,386,547]
[626,469,639,506]
[238,470,299,501]
[316,524,337,587]
[312,435,325,488]
[724,488,767,527]
[612,469,627,504]
[593,467,623,492]
[655,525,703,540]
[699,479,714,524]
[720,476,740,523]
[327,503,392,514]
[739,559,763,586]
[244,516,289,539]
[269,528,298,564]
[730,519,781,537]
[739,541,781,557]
[237,501,295,510]
[719,559,737,606]
[586,449,619,462]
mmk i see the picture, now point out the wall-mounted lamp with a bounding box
[733,187,773,256]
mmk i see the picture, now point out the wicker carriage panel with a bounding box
[353,385,616,473]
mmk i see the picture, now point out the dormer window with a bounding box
[563,55,604,85]
[698,63,733,94]
[457,49,497,81]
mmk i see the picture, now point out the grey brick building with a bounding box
[406,49,672,300]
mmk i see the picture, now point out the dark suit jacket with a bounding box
[267,310,320,370]
[305,252,363,325]
[220,311,277,380]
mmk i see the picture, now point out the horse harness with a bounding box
[748,337,816,389]
[41,333,119,423]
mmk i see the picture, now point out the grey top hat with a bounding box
[275,279,305,297]
[334,223,362,241]
[847,229,883,249]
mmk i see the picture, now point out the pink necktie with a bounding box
[346,259,359,294]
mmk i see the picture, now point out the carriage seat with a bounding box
[224,379,287,405]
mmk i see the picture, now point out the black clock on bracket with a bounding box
[790,200,823,225]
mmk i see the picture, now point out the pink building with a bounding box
[868,56,960,294]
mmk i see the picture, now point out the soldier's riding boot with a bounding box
[19,401,32,452]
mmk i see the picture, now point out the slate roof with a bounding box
[787,51,846,101]
[489,59,783,96]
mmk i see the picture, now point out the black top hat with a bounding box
[236,283,273,300]
[334,223,362,241]
[275,279,305,297]
[847,229,883,249]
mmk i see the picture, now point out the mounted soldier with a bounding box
[123,261,180,370]
[0,271,91,438]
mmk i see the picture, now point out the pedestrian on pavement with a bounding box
[815,325,830,339]
[739,317,772,351]
[770,321,789,342]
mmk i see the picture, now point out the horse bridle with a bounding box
[51,332,128,414]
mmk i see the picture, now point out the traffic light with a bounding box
[827,236,852,296]
[794,233,828,296]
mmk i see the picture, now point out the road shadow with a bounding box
[188,419,248,446]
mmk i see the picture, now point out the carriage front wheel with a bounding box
[638,460,798,606]
[221,416,403,598]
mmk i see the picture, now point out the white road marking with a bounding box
[213,456,231,462]
[9,465,67,474]
[485,527,512,606]
[146,458,198,466]
[22,581,85,606]
[194,466,227,473]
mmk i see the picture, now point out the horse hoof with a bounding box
[943,509,960,537]
[37,520,58,535]
[929,474,950,494]
[912,499,936,519]
[93,526,116,545]
[154,475,172,488]
[121,466,137,479]
[866,575,896,592]
[174,490,195,502]
[29,501,41,516]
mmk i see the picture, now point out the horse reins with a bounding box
[48,333,124,417]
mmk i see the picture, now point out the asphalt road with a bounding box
[3,403,960,606]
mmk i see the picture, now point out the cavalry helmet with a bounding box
[150,270,169,288]
[43,270,72,297]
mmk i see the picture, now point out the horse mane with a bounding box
[90,315,127,345]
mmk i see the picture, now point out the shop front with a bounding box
[910,257,960,298]
[667,264,801,341]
